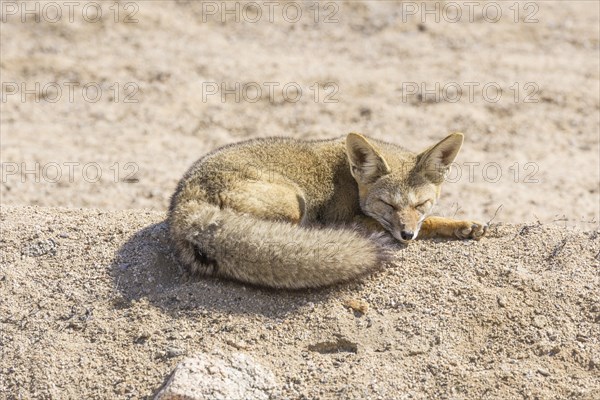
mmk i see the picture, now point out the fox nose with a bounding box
[400,230,414,241]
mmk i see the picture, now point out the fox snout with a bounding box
[392,209,422,243]
[393,226,417,243]
[399,230,415,241]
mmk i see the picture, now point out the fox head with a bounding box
[346,132,464,243]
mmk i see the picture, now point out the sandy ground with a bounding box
[1,206,599,399]
[1,0,600,399]
[1,0,598,226]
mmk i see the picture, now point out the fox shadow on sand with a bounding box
[110,221,346,319]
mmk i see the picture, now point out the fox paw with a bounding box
[454,221,487,240]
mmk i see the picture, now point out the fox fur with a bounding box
[168,133,486,289]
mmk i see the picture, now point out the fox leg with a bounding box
[219,179,306,224]
[418,216,487,240]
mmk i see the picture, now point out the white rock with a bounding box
[154,350,277,400]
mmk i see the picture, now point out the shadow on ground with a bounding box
[110,221,341,318]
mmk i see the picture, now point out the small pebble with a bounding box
[537,368,550,377]
[166,347,185,358]
[497,296,507,307]
[533,315,547,329]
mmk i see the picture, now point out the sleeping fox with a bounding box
[168,133,486,289]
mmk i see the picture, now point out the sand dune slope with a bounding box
[1,206,598,399]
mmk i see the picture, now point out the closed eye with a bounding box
[380,199,396,210]
[415,200,432,212]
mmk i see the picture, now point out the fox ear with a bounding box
[346,133,391,184]
[416,132,464,183]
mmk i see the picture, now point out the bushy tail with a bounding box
[168,200,392,289]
